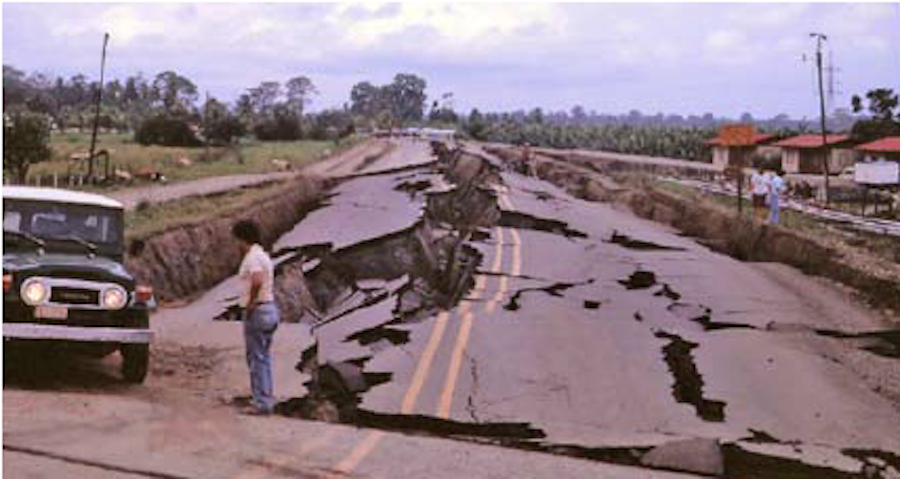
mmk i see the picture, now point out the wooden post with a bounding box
[862,187,867,217]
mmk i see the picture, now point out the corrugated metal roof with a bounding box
[2,186,123,209]
[704,133,777,146]
[855,137,900,153]
[772,134,852,149]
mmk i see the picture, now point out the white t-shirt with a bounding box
[751,172,768,195]
[238,244,275,307]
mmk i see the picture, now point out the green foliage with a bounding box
[851,88,900,142]
[202,97,245,145]
[466,109,488,141]
[349,73,427,127]
[3,111,52,183]
[253,105,302,141]
[308,109,354,141]
[471,119,715,162]
[205,115,246,145]
[134,115,202,147]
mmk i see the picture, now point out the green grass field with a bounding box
[124,180,296,240]
[28,131,362,188]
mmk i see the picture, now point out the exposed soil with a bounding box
[125,175,330,302]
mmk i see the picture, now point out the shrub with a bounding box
[134,115,202,147]
[3,111,52,183]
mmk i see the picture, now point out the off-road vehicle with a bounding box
[3,186,154,383]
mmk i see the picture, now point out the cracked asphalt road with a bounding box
[5,139,899,478]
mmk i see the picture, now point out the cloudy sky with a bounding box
[3,2,899,119]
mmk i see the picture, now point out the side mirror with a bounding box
[128,239,145,257]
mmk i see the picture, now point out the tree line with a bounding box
[4,61,897,182]
[2,65,434,146]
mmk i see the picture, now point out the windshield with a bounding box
[3,199,123,247]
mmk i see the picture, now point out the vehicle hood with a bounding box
[3,251,134,287]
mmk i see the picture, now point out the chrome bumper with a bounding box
[3,323,153,344]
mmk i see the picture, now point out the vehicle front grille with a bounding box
[50,287,100,306]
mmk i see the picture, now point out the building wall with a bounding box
[782,149,801,173]
[712,146,729,169]
[799,150,828,174]
[861,152,900,163]
[830,148,860,173]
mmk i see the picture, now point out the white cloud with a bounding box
[326,3,568,55]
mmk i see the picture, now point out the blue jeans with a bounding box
[243,302,279,412]
[768,195,780,224]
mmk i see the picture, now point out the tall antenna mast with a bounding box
[810,32,830,205]
[825,49,841,113]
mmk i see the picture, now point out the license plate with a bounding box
[35,306,68,320]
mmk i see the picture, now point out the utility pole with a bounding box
[204,90,210,158]
[810,32,830,205]
[87,32,110,183]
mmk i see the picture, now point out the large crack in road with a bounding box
[213,140,900,478]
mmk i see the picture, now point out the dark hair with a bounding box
[232,220,261,245]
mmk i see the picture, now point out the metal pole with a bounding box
[204,91,211,158]
[811,33,830,205]
[88,32,110,182]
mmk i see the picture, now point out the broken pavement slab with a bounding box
[640,438,725,477]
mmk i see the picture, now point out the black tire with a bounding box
[121,343,149,383]
[121,311,150,383]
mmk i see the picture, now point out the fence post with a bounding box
[53,173,59,188]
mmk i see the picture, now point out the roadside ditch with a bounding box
[124,175,332,302]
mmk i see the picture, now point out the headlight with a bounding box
[22,279,48,305]
[103,287,128,310]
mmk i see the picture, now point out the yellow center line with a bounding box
[334,191,524,471]
[333,309,452,474]
[333,430,386,474]
[402,309,452,414]
[486,227,509,314]
[232,428,338,479]
[437,308,475,418]
[436,233,499,418]
[438,198,527,416]
[509,228,522,277]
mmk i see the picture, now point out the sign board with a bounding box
[719,124,756,147]
[855,161,900,186]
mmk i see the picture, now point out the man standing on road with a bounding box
[767,168,786,225]
[750,169,769,221]
[233,220,279,415]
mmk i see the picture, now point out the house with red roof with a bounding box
[771,134,857,174]
[704,133,779,169]
[855,137,900,163]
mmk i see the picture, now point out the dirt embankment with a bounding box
[486,145,900,313]
[125,175,332,302]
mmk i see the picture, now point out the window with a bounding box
[3,200,121,245]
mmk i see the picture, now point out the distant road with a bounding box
[108,139,390,211]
